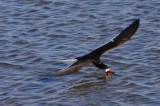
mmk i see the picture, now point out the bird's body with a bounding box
[53,19,140,76]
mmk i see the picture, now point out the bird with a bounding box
[53,19,139,78]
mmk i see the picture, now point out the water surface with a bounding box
[0,0,160,106]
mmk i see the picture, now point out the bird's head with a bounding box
[105,68,116,79]
[92,61,116,79]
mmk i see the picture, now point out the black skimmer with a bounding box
[53,19,139,78]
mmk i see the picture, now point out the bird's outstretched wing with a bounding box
[53,60,91,76]
[82,19,139,59]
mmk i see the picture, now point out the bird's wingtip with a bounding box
[136,18,140,20]
[131,18,140,28]
[135,18,140,23]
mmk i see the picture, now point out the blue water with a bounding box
[0,0,159,105]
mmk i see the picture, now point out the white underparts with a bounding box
[111,39,114,42]
[105,68,110,72]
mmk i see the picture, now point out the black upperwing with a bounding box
[82,19,140,59]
